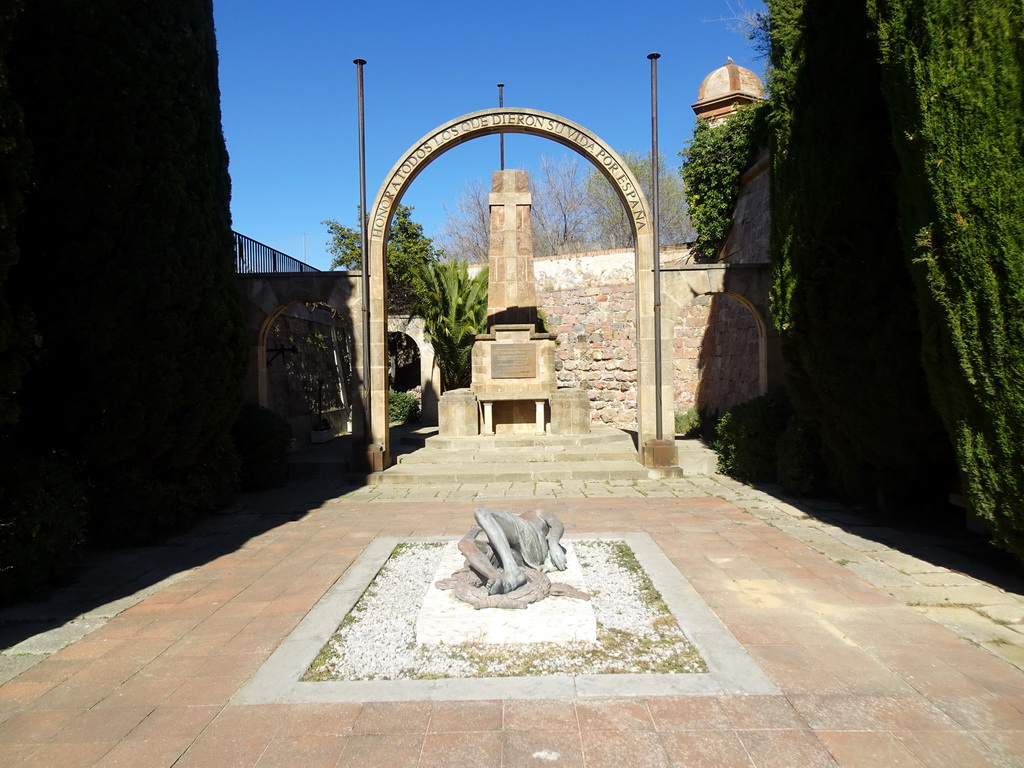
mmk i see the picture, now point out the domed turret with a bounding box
[692,58,764,123]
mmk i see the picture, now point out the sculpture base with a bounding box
[415,542,596,644]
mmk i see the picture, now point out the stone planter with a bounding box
[309,429,333,444]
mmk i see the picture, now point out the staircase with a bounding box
[374,424,653,485]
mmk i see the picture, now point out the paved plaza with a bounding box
[2,471,1024,767]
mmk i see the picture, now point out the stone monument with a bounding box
[437,169,591,436]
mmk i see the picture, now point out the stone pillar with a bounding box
[487,170,537,328]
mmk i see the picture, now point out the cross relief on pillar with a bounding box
[487,169,537,328]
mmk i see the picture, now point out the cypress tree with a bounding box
[765,0,951,505]
[0,0,31,428]
[870,0,1024,556]
[8,0,245,539]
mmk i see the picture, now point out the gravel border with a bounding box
[305,540,706,681]
[235,533,778,702]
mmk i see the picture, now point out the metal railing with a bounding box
[233,231,320,274]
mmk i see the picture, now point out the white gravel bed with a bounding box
[304,540,707,681]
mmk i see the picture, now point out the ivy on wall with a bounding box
[764,0,952,507]
[870,0,1024,558]
[680,105,764,260]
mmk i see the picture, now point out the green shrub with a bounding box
[714,395,790,483]
[8,0,246,491]
[675,408,715,439]
[869,0,1024,558]
[765,0,951,507]
[231,404,292,492]
[0,456,87,604]
[0,0,32,430]
[675,409,699,436]
[388,390,420,425]
[87,434,240,546]
[775,416,827,496]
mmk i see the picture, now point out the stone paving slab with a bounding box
[1,473,1024,767]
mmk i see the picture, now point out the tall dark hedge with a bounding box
[7,1,245,535]
[869,1,1024,556]
[765,0,951,505]
[0,0,31,428]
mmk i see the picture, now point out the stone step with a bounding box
[287,434,353,480]
[396,446,640,465]
[372,460,650,485]
[420,425,637,452]
[675,439,719,475]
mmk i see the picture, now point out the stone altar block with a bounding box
[437,388,480,436]
[550,388,591,435]
[471,324,557,435]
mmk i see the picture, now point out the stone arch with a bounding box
[257,300,354,433]
[364,108,671,468]
[387,315,440,423]
[664,263,780,417]
[237,273,360,418]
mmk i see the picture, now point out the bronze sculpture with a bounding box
[437,506,590,609]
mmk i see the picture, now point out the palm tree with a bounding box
[408,260,489,391]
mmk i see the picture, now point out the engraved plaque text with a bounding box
[491,344,537,379]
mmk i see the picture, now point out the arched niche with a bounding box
[364,108,672,469]
[663,262,782,417]
[236,272,359,413]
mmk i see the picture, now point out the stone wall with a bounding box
[674,296,708,412]
[539,285,639,429]
[698,295,761,414]
[674,150,772,416]
[718,151,771,265]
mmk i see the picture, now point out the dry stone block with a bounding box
[438,388,479,437]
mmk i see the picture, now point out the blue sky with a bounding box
[213,0,766,269]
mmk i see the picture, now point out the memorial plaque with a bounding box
[491,344,536,379]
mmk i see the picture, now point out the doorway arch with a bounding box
[364,108,671,469]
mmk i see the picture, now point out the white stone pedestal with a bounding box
[415,542,597,645]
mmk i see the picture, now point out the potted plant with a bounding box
[309,382,333,444]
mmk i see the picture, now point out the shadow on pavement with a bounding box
[755,482,1024,596]
[0,476,361,652]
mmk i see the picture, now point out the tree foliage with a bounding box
[437,179,491,264]
[681,105,764,260]
[765,0,951,506]
[532,154,595,257]
[869,0,1024,556]
[325,204,441,313]
[585,149,693,250]
[6,0,245,545]
[438,151,693,261]
[407,260,488,391]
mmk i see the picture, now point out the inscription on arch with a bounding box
[370,109,649,241]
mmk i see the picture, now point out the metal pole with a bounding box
[354,58,371,439]
[498,83,505,170]
[648,52,663,441]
